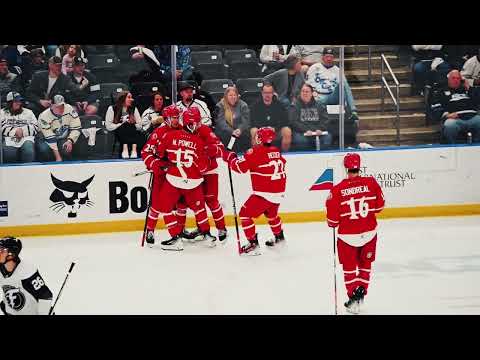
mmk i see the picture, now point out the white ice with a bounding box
[12,215,480,315]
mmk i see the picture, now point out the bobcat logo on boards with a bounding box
[49,174,95,218]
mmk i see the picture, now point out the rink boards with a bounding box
[1,144,479,237]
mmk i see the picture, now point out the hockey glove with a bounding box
[222,149,237,163]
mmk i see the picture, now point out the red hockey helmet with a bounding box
[162,105,180,127]
[344,153,361,170]
[183,107,201,133]
[256,126,276,145]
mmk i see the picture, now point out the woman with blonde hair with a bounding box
[214,86,251,152]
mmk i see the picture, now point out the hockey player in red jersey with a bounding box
[325,153,385,314]
[176,107,228,244]
[141,104,181,247]
[222,126,287,255]
[155,108,216,251]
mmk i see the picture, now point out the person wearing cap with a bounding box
[263,54,305,108]
[0,91,38,163]
[68,57,99,116]
[175,82,212,126]
[306,47,359,122]
[26,55,81,117]
[0,56,22,105]
[37,94,82,162]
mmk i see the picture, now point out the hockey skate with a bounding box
[240,235,261,256]
[354,286,366,312]
[201,231,217,248]
[182,228,203,243]
[265,230,285,247]
[218,229,228,245]
[344,286,366,315]
[160,234,183,251]
[145,230,155,248]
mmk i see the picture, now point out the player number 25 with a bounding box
[346,196,370,220]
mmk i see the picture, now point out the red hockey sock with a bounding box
[194,207,210,233]
[267,215,282,236]
[208,200,226,230]
[163,212,181,237]
[175,204,187,229]
[342,266,358,298]
[240,216,256,240]
[357,262,372,295]
[146,207,161,231]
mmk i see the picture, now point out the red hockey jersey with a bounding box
[326,176,385,247]
[141,124,171,171]
[229,144,287,204]
[157,129,209,189]
[196,124,222,174]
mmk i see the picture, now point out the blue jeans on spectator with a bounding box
[292,131,332,151]
[413,60,450,93]
[315,81,357,114]
[443,115,480,144]
[1,140,35,163]
[36,138,73,162]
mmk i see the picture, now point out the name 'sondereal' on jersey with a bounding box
[157,129,209,189]
[229,145,287,204]
[326,176,385,247]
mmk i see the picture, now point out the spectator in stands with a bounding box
[263,54,305,107]
[443,45,477,71]
[154,45,194,81]
[411,45,450,95]
[461,48,480,88]
[289,84,331,151]
[214,86,250,152]
[37,94,82,162]
[61,45,80,75]
[176,82,211,126]
[105,91,143,159]
[129,45,169,84]
[250,83,292,152]
[259,45,291,75]
[30,48,48,73]
[1,91,38,163]
[68,57,99,116]
[430,70,480,144]
[141,91,165,135]
[289,45,324,72]
[26,56,80,117]
[56,45,85,59]
[306,47,359,123]
[0,57,22,105]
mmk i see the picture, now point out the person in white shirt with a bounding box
[1,92,38,163]
[175,82,211,126]
[259,45,290,75]
[0,237,53,316]
[289,45,324,72]
[141,91,165,135]
[105,91,143,159]
[461,48,480,87]
[306,47,359,121]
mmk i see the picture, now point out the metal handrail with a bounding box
[380,53,401,146]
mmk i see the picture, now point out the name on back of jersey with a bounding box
[173,138,197,150]
[341,185,370,197]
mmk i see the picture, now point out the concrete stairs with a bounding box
[335,45,439,147]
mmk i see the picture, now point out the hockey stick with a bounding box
[141,171,154,247]
[49,262,75,315]
[133,170,152,177]
[226,136,242,255]
[332,227,338,315]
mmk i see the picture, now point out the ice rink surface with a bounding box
[16,215,480,315]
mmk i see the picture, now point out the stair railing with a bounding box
[380,53,401,146]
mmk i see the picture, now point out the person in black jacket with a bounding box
[25,56,80,117]
[430,70,480,144]
[250,83,292,152]
[68,57,99,116]
[289,84,331,151]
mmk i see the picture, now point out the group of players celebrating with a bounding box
[0,107,385,315]
[141,104,287,255]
